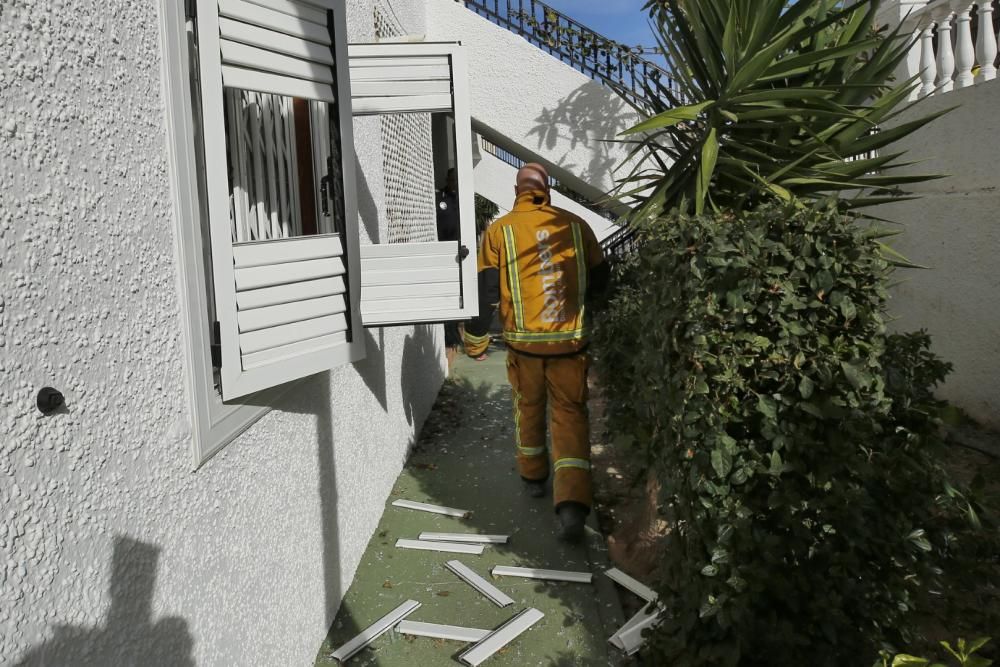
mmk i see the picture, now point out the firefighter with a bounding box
[463,163,609,542]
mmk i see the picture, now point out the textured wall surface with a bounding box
[0,1,444,665]
[874,81,1000,428]
[426,0,639,203]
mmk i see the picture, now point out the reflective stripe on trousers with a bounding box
[506,349,592,508]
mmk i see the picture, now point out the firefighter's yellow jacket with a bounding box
[463,190,605,357]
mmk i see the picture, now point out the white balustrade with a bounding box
[889,0,999,96]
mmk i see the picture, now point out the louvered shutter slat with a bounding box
[239,313,348,355]
[218,0,330,43]
[350,43,479,326]
[197,0,363,399]
[219,18,334,65]
[236,276,346,310]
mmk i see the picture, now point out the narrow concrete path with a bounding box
[316,343,625,666]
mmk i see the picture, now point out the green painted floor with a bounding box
[315,344,626,666]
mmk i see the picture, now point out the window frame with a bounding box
[159,0,301,466]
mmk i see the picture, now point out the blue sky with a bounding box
[539,0,658,51]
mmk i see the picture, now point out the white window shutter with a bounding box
[348,43,479,327]
[196,0,364,400]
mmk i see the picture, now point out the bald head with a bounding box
[515,163,550,195]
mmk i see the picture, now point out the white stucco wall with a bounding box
[874,81,1000,428]
[0,1,444,665]
[426,0,639,204]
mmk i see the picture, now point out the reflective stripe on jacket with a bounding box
[477,190,604,356]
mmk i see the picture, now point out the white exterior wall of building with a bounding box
[425,0,639,204]
[0,1,445,665]
[875,81,1000,429]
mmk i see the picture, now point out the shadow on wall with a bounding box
[400,324,446,428]
[528,80,639,189]
[14,537,195,667]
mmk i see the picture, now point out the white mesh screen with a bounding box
[374,5,438,244]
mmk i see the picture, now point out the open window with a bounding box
[195,0,363,400]
[348,42,479,327]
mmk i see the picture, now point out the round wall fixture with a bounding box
[36,387,65,415]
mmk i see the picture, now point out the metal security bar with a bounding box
[456,0,674,108]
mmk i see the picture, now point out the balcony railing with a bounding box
[455,0,674,108]
[888,0,1000,98]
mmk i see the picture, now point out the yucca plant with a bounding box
[615,0,948,222]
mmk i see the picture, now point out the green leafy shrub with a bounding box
[876,637,993,667]
[594,202,956,666]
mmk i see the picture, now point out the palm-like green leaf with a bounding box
[616,0,948,222]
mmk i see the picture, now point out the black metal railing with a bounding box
[456,0,674,108]
[599,223,639,261]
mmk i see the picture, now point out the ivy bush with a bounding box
[594,202,957,666]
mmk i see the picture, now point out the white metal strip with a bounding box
[350,80,452,97]
[360,267,455,287]
[248,95,268,239]
[238,276,346,310]
[362,296,459,315]
[223,66,336,104]
[239,313,348,354]
[221,40,335,85]
[458,608,545,667]
[444,560,515,608]
[361,254,458,272]
[260,95,281,239]
[348,64,451,81]
[351,94,453,115]
[361,282,459,301]
[240,0,328,25]
[605,568,658,603]
[348,42,464,58]
[395,539,485,555]
[349,55,450,69]
[359,308,471,326]
[237,295,346,333]
[241,331,347,370]
[329,599,421,663]
[420,533,509,544]
[615,608,662,655]
[391,499,470,518]
[490,566,593,584]
[218,0,330,43]
[608,605,661,651]
[395,621,490,643]
[235,256,345,291]
[220,18,334,66]
[233,233,342,269]
[359,240,458,258]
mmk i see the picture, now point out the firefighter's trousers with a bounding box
[506,349,591,510]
